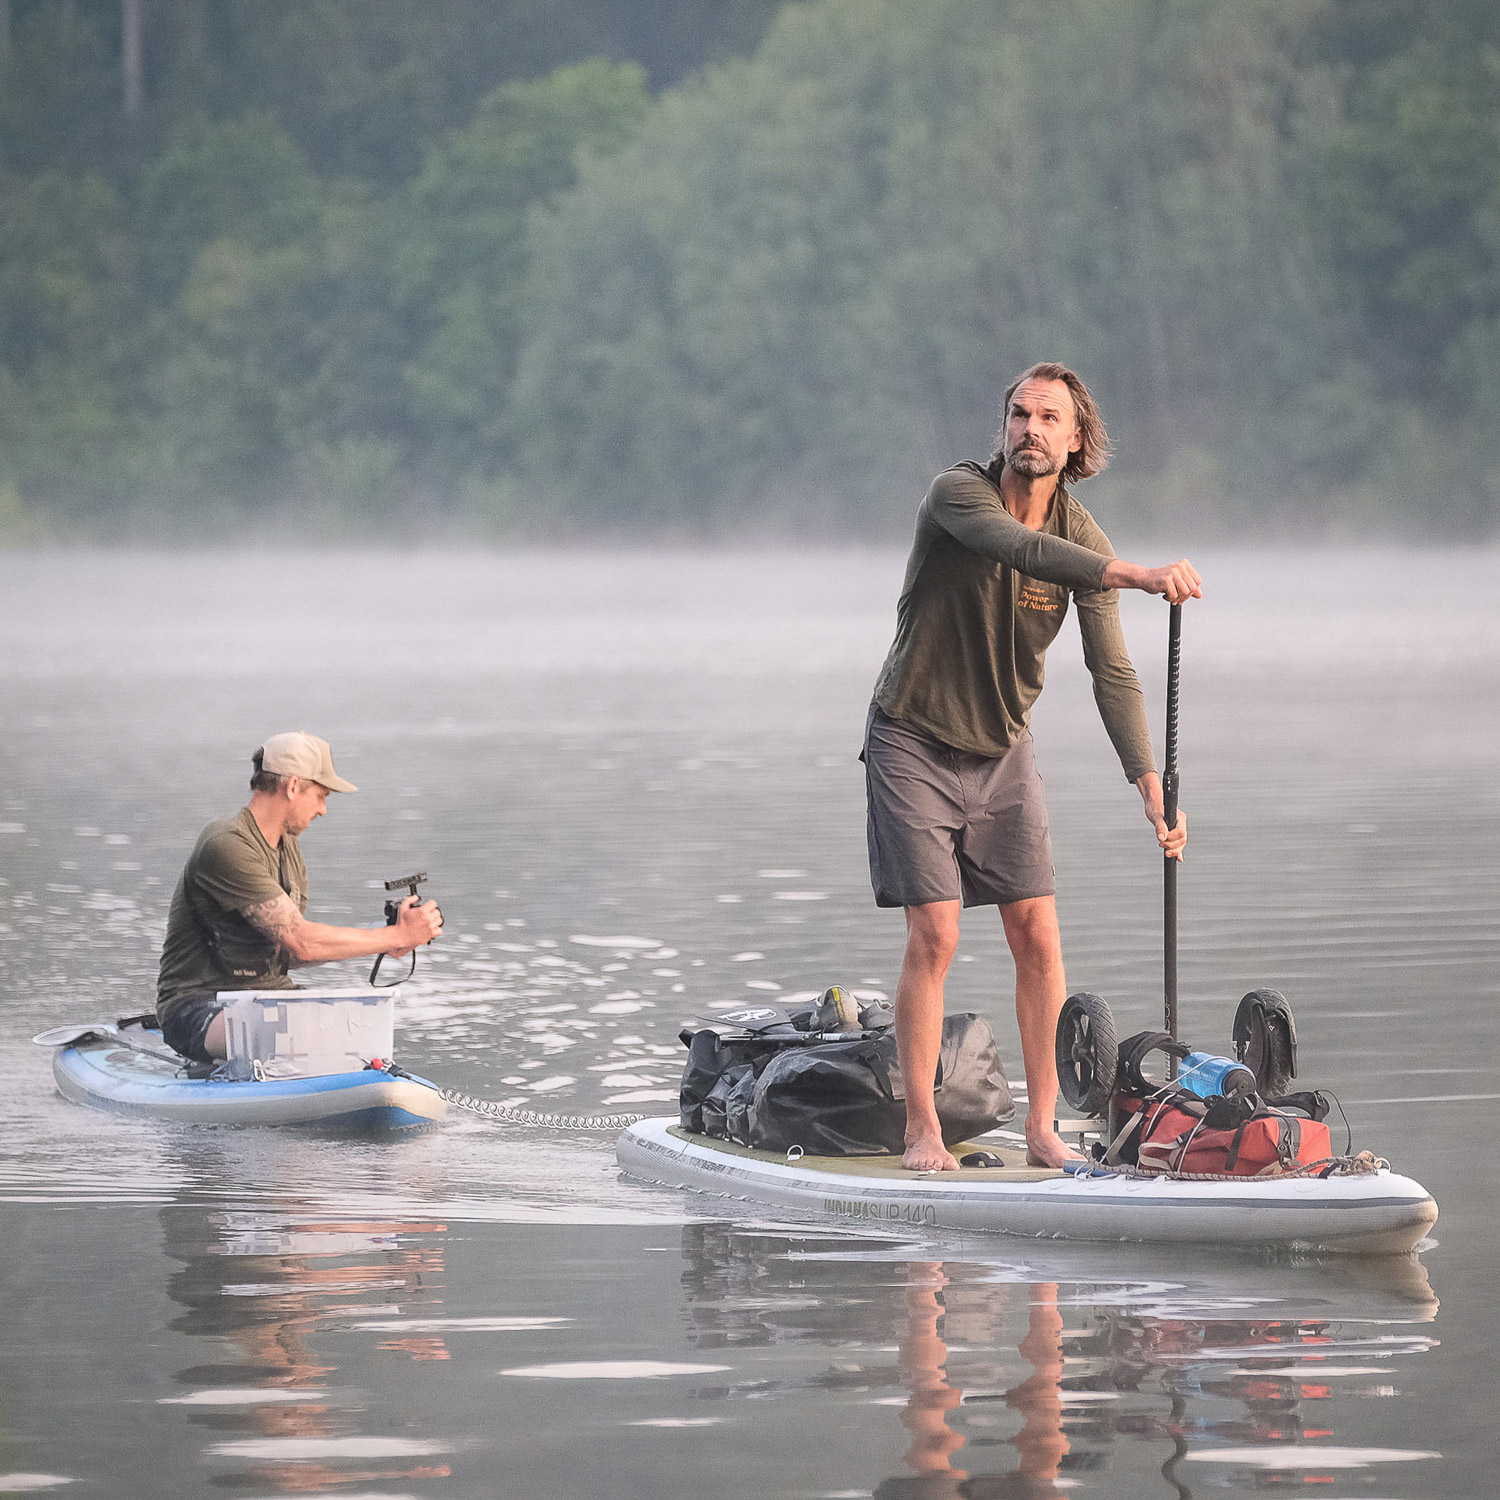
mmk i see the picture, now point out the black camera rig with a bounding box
[370,871,437,987]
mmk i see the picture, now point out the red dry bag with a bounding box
[1133,1093,1333,1177]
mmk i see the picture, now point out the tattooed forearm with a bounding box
[244,893,303,958]
[239,891,433,967]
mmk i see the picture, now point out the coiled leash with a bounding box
[362,874,648,1127]
[435,1086,646,1131]
[381,1064,646,1131]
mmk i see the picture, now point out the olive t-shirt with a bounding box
[873,464,1157,780]
[155,806,308,1022]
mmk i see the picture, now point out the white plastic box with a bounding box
[220,988,395,1080]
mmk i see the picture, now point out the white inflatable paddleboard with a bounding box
[617,1117,1437,1256]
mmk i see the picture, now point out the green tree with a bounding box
[131,112,324,497]
[510,0,1352,529]
[139,109,320,293]
[1294,1,1500,523]
[394,58,648,475]
[4,0,1498,535]
[0,166,137,513]
[0,0,781,184]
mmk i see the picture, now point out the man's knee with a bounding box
[160,992,228,1063]
[1002,897,1062,970]
[203,1009,228,1060]
[903,903,961,973]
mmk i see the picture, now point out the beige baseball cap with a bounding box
[257,731,358,793]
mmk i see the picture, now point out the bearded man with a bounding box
[864,363,1200,1170]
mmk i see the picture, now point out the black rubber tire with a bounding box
[1232,988,1297,1097]
[1055,992,1118,1117]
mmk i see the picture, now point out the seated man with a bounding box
[155,731,444,1062]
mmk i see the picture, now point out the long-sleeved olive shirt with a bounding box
[873,463,1156,781]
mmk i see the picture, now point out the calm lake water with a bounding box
[1,546,1497,1499]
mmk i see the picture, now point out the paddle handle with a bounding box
[1163,603,1182,1049]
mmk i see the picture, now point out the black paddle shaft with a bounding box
[1162,602,1183,1047]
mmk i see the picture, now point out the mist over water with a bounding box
[1,546,1497,1498]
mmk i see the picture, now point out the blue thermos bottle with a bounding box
[1177,1051,1257,1098]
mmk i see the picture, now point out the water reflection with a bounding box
[889,1265,972,1495]
[159,1201,454,1493]
[875,1265,1073,1500]
[0,1192,1447,1498]
[676,1224,1439,1498]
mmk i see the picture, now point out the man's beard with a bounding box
[1006,443,1061,478]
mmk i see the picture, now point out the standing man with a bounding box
[865,363,1200,1170]
[155,731,444,1062]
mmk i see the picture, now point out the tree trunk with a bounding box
[123,0,144,121]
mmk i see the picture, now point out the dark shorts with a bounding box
[158,991,224,1064]
[863,704,1055,909]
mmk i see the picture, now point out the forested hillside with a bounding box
[1,0,1497,538]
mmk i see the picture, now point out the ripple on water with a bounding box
[628,1418,725,1427]
[158,1388,329,1405]
[501,1361,732,1379]
[568,935,662,949]
[1182,1445,1439,1468]
[209,1437,450,1459]
[349,1316,569,1332]
[236,1494,421,1500]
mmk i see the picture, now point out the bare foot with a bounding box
[902,1134,960,1171]
[1025,1123,1086,1169]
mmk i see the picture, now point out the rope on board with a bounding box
[1071,1149,1388,1183]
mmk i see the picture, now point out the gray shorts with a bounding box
[863,704,1055,909]
[158,991,224,1063]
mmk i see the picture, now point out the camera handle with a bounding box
[370,871,430,988]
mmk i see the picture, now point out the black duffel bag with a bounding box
[679,991,882,1135]
[746,1012,1013,1155]
[680,1027,801,1134]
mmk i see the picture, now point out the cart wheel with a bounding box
[1056,992,1117,1117]
[1232,989,1297,1097]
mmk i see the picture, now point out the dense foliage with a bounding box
[1,0,1497,537]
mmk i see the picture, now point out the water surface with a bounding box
[1,547,1496,1498]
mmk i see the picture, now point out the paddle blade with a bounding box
[32,1023,116,1047]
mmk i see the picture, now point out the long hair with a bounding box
[989,362,1112,484]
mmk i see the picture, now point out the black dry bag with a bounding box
[745,1012,1014,1155]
